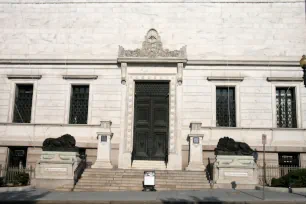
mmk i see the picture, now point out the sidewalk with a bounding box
[0,188,305,204]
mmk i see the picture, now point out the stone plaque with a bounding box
[193,137,199,144]
[101,136,107,142]
[45,167,67,172]
[224,172,248,177]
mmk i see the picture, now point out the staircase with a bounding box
[68,168,210,192]
[132,160,167,170]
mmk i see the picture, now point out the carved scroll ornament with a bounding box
[118,29,187,59]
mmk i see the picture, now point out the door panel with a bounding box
[133,82,169,161]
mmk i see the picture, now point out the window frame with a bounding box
[65,82,92,125]
[8,80,37,123]
[212,82,240,128]
[275,87,297,128]
[271,83,301,128]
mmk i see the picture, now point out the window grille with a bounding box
[13,84,33,123]
[276,87,297,128]
[216,87,236,127]
[279,153,300,166]
[69,85,89,124]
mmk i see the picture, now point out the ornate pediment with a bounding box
[118,29,187,59]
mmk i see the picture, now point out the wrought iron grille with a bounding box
[216,87,236,127]
[276,87,297,128]
[69,85,89,124]
[279,153,300,166]
[13,84,33,123]
[135,82,169,96]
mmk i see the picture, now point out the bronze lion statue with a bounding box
[214,137,254,156]
[42,134,79,152]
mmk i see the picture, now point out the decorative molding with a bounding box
[188,59,299,67]
[118,29,187,62]
[177,63,183,85]
[7,75,42,80]
[0,58,300,67]
[62,75,98,80]
[207,76,244,82]
[125,75,177,154]
[266,77,303,82]
[121,63,127,85]
[0,59,117,65]
[117,58,187,64]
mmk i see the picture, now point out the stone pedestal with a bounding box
[214,155,258,189]
[35,151,81,189]
[186,122,205,171]
[92,121,113,169]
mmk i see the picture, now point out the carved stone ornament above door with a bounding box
[118,29,187,62]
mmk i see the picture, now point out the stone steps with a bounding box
[131,161,167,170]
[67,168,210,192]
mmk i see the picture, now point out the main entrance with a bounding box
[132,82,169,161]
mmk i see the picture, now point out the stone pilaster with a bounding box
[186,122,205,171]
[0,147,8,169]
[92,121,113,169]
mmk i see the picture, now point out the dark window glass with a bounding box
[216,87,236,127]
[276,87,297,128]
[8,147,27,168]
[69,85,89,124]
[279,153,300,166]
[13,84,33,123]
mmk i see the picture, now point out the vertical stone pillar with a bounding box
[0,147,8,169]
[300,153,306,166]
[92,121,113,169]
[26,147,42,168]
[186,122,205,171]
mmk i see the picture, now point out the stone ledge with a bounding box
[7,75,42,80]
[118,57,187,64]
[207,76,244,82]
[0,58,300,67]
[63,75,98,80]
[266,77,303,82]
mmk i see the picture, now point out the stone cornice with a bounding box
[7,74,42,79]
[118,57,187,64]
[188,59,299,67]
[0,58,300,67]
[62,75,98,80]
[266,77,303,82]
[207,76,244,82]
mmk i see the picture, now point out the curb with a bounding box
[255,185,306,193]
[0,185,33,192]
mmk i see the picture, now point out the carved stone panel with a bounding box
[118,29,187,59]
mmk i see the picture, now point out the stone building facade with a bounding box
[0,0,306,170]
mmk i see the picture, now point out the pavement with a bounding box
[0,188,306,204]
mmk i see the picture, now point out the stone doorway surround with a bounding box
[117,29,187,170]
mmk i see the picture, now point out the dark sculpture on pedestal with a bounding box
[42,134,79,152]
[214,137,254,156]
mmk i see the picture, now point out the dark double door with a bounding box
[133,82,169,161]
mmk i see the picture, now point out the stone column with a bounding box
[92,121,113,169]
[300,153,306,166]
[0,147,8,169]
[186,122,205,171]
